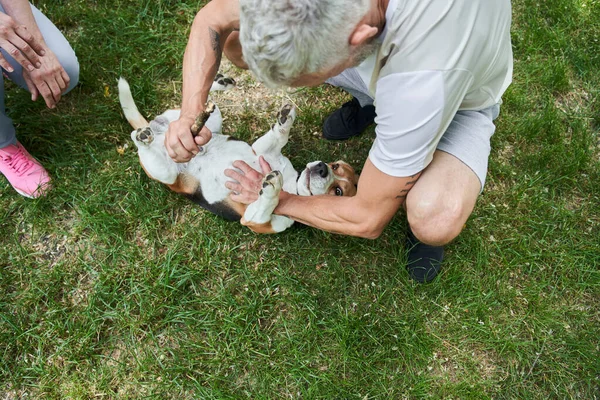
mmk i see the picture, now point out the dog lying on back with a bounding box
[118,76,359,233]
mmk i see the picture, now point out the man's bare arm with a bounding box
[181,0,239,124]
[165,0,240,162]
[275,158,421,239]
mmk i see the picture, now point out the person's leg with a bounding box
[1,3,79,93]
[322,67,376,140]
[404,104,500,282]
[325,68,374,108]
[407,150,482,244]
[0,72,17,149]
[0,3,78,198]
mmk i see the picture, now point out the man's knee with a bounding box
[406,192,468,246]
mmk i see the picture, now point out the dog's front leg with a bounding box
[241,170,294,233]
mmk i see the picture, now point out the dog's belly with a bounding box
[183,134,297,205]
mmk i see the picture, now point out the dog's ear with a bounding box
[149,116,169,135]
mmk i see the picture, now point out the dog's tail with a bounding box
[118,77,149,130]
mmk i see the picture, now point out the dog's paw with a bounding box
[259,170,283,199]
[242,170,284,226]
[277,104,296,126]
[211,73,236,91]
[135,127,154,144]
[270,104,296,136]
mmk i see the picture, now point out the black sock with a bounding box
[405,229,444,283]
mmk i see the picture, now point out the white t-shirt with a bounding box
[364,0,513,177]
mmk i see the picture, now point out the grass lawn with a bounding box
[1,0,598,398]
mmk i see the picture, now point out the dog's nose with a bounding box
[315,162,328,178]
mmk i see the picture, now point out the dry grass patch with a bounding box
[427,341,507,386]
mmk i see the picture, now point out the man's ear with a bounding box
[349,23,379,46]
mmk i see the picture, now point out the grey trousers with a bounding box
[0,3,79,148]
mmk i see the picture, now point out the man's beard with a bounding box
[351,41,380,67]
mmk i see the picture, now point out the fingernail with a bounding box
[36,62,41,68]
[28,65,34,72]
[40,50,46,56]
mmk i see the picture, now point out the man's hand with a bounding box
[0,11,45,73]
[22,48,69,108]
[224,156,272,203]
[165,116,212,162]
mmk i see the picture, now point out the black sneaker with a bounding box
[405,229,443,283]
[322,97,376,140]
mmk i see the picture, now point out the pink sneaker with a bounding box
[0,141,51,198]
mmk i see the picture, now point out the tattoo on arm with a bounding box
[208,27,222,68]
[396,189,410,200]
[395,173,421,200]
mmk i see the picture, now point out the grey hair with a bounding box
[239,0,370,88]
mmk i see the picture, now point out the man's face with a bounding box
[290,60,353,88]
[290,41,378,87]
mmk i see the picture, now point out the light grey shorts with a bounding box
[437,103,500,190]
[326,69,500,190]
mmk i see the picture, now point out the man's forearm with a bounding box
[180,15,220,120]
[180,1,239,120]
[275,192,394,239]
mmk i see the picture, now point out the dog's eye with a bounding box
[332,163,339,171]
[335,187,343,196]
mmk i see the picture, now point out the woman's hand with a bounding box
[0,11,45,73]
[21,48,70,108]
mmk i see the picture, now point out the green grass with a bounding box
[1,0,599,398]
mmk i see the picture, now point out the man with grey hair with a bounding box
[165,0,513,283]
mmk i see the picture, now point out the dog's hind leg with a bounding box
[241,170,294,233]
[131,126,179,185]
[251,104,296,157]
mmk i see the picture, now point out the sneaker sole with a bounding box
[14,188,36,199]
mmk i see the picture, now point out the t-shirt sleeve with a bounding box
[368,69,472,177]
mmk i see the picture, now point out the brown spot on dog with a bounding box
[167,173,199,195]
[240,218,277,234]
[222,197,247,217]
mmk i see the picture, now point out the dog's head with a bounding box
[296,160,359,197]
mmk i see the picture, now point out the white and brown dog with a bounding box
[118,77,358,233]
